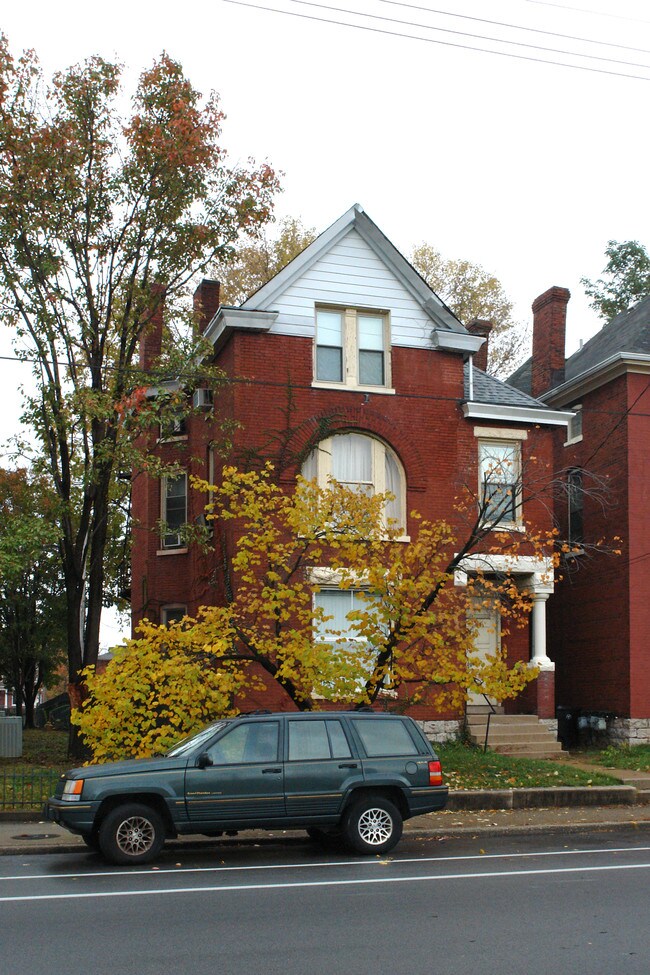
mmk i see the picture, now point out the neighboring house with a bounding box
[130,205,572,739]
[509,289,650,744]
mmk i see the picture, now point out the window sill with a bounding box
[156,435,189,445]
[482,523,525,533]
[311,380,395,396]
[156,547,189,556]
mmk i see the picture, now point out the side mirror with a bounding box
[197,751,213,769]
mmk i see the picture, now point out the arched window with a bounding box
[302,432,406,532]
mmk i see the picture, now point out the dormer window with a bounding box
[314,306,391,391]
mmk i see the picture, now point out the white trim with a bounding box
[463,402,574,426]
[473,426,528,441]
[543,352,650,406]
[203,307,278,351]
[311,381,396,395]
[432,330,484,356]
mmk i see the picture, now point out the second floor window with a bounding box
[315,307,390,389]
[302,432,405,532]
[478,440,521,527]
[161,473,187,549]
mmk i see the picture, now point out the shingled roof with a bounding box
[509,295,650,397]
[464,362,553,410]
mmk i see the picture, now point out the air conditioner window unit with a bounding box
[193,388,213,409]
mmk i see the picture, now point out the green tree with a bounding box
[411,244,525,377]
[0,36,279,752]
[581,240,650,322]
[216,217,317,305]
[0,469,66,728]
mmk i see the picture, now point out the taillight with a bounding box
[428,760,443,786]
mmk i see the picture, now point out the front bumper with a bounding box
[43,798,97,836]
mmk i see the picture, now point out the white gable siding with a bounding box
[268,229,435,349]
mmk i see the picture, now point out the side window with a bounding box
[288,720,352,760]
[206,721,279,765]
[352,718,419,757]
[161,473,187,549]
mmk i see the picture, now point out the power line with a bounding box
[381,0,650,56]
[221,0,650,81]
[285,0,650,70]
[520,0,650,27]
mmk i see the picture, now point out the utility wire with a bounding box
[380,0,650,56]
[285,0,650,69]
[221,0,650,80]
[520,0,650,27]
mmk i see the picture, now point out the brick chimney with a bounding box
[466,319,492,372]
[193,279,221,334]
[138,283,166,373]
[531,287,570,397]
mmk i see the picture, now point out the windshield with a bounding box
[165,720,230,757]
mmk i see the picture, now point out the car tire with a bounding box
[306,827,346,850]
[344,797,402,854]
[98,803,165,865]
[82,832,101,851]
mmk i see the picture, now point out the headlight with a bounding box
[61,779,84,801]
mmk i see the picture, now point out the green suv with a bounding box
[44,711,448,864]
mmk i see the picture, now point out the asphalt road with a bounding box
[1,830,649,975]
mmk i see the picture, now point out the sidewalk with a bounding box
[2,794,649,856]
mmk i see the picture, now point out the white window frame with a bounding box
[313,305,393,393]
[160,473,188,549]
[564,404,583,446]
[477,438,522,529]
[303,432,407,535]
[312,583,394,696]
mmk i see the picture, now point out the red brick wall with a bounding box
[548,373,632,715]
[131,328,558,720]
[626,373,650,717]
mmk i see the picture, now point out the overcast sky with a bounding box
[2,0,649,646]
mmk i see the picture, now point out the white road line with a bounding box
[2,844,650,883]
[1,861,650,903]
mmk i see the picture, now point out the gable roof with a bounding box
[240,203,476,338]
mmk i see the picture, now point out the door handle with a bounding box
[339,762,358,769]
[262,767,282,774]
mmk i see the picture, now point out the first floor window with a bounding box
[161,473,187,548]
[313,587,388,694]
[478,440,521,526]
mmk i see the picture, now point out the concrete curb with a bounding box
[447,785,639,810]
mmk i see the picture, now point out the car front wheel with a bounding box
[344,797,402,854]
[98,803,165,865]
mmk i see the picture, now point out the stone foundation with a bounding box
[417,719,462,744]
[607,718,650,745]
[540,718,558,737]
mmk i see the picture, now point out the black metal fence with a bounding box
[0,769,61,810]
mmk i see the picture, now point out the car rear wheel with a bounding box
[98,803,165,865]
[344,797,402,854]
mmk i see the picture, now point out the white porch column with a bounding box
[530,592,554,671]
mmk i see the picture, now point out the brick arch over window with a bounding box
[280,407,427,492]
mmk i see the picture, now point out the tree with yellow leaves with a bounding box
[75,464,560,761]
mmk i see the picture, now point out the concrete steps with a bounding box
[466,711,564,759]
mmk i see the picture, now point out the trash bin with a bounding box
[556,705,580,749]
[578,710,615,746]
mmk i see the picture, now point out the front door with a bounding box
[185,720,285,825]
[467,606,500,706]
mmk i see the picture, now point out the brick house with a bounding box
[131,204,572,740]
[509,290,650,744]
